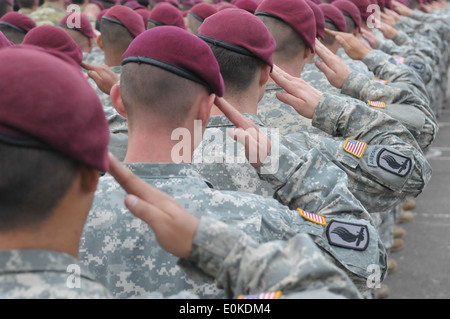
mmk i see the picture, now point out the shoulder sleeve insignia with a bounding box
[326,220,369,251]
[393,55,405,65]
[377,148,412,177]
[297,208,326,226]
[343,138,367,158]
[372,78,389,85]
[238,291,282,299]
[367,100,386,109]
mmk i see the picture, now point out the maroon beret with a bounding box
[215,2,236,10]
[3,0,13,6]
[122,26,224,96]
[346,0,372,20]
[319,3,346,33]
[0,31,13,48]
[0,12,36,33]
[306,0,325,40]
[60,12,95,38]
[188,2,217,22]
[331,0,362,31]
[102,5,146,37]
[148,2,185,29]
[255,0,316,53]
[0,47,110,172]
[135,8,151,25]
[198,8,275,69]
[23,25,83,68]
[234,0,259,13]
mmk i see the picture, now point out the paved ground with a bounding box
[383,103,450,299]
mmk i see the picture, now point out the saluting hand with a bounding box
[214,96,271,169]
[269,65,322,119]
[314,39,351,89]
[108,153,199,258]
[325,29,371,61]
[81,62,120,95]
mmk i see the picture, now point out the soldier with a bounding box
[29,0,67,26]
[0,28,12,47]
[0,45,112,298]
[0,11,36,44]
[59,12,95,54]
[79,26,386,299]
[83,5,145,158]
[16,0,39,16]
[105,153,362,299]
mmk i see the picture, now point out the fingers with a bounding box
[108,153,172,204]
[214,96,257,131]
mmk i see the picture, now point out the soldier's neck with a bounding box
[104,51,123,67]
[210,92,258,117]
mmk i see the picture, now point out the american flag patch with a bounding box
[367,100,386,108]
[394,55,405,65]
[297,208,326,226]
[372,78,389,85]
[343,138,367,158]
[238,291,282,299]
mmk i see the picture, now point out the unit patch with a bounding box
[372,78,389,85]
[377,149,412,177]
[326,220,369,251]
[393,55,405,65]
[343,138,367,158]
[238,291,282,299]
[297,208,326,225]
[367,100,386,109]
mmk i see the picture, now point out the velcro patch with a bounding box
[297,208,326,226]
[394,55,405,65]
[372,78,389,85]
[367,100,386,109]
[326,220,369,251]
[238,291,282,299]
[377,149,412,177]
[343,138,367,158]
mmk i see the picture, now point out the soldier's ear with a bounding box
[259,64,271,87]
[96,34,104,51]
[110,84,127,118]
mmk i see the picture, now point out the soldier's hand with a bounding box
[380,11,397,27]
[314,39,351,89]
[214,96,271,169]
[270,65,322,119]
[326,29,371,60]
[81,62,120,95]
[378,22,398,40]
[108,153,199,258]
[360,28,379,49]
[392,0,413,16]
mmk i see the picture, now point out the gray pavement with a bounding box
[383,105,450,299]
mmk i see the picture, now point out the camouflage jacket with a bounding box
[0,249,112,299]
[304,50,437,152]
[257,84,432,213]
[183,216,362,299]
[80,162,386,298]
[29,3,67,26]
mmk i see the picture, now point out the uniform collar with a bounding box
[206,113,266,128]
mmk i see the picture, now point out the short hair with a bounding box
[0,0,12,18]
[120,63,209,129]
[0,142,79,231]
[100,18,134,55]
[207,43,265,95]
[0,24,26,44]
[186,13,202,35]
[343,14,357,33]
[323,21,338,47]
[258,15,306,63]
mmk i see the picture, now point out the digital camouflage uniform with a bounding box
[29,2,66,26]
[0,250,113,298]
[80,149,386,298]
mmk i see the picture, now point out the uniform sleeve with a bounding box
[183,216,362,299]
[311,92,432,199]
